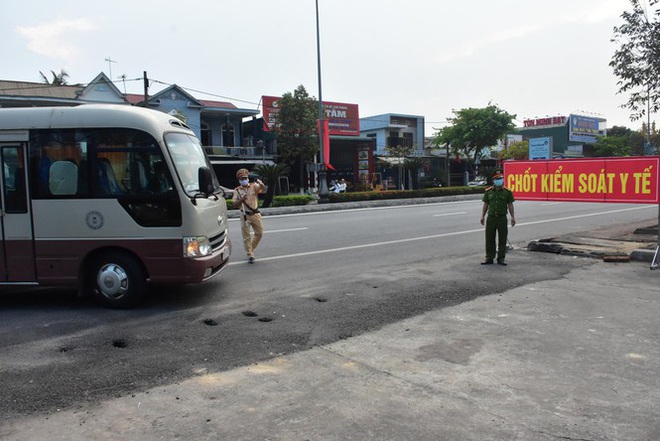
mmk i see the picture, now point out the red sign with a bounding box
[503,157,660,204]
[523,116,567,128]
[262,95,360,136]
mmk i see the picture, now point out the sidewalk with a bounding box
[4,257,659,440]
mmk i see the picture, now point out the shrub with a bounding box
[328,186,485,202]
[226,187,484,209]
[272,195,316,207]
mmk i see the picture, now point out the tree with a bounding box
[610,0,660,121]
[607,125,633,138]
[498,140,529,161]
[402,156,429,190]
[39,69,70,86]
[385,144,415,190]
[593,136,632,156]
[271,85,319,191]
[254,163,290,208]
[433,105,516,163]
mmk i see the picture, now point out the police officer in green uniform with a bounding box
[480,169,516,265]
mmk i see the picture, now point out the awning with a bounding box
[377,156,406,165]
[208,158,275,166]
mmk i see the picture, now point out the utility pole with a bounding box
[445,143,450,186]
[143,71,149,106]
[315,0,329,201]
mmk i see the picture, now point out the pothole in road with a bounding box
[203,318,219,326]
[112,339,128,348]
[242,310,258,317]
[313,296,328,302]
[59,346,74,353]
[258,317,273,322]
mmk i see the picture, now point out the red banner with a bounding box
[322,119,334,170]
[503,157,660,204]
[262,95,359,136]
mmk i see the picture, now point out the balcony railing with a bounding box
[387,137,413,148]
[205,146,270,157]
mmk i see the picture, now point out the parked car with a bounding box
[467,179,487,186]
[420,177,443,188]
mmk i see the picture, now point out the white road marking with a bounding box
[433,211,466,217]
[264,227,308,234]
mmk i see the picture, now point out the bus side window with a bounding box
[97,158,124,195]
[149,161,173,193]
[49,160,78,195]
[129,159,149,193]
[37,155,53,195]
[3,147,27,213]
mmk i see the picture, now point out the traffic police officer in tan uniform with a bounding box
[480,169,515,265]
[232,168,265,263]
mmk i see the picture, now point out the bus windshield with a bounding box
[164,132,216,196]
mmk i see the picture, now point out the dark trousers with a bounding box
[485,215,508,261]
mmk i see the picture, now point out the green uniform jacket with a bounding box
[482,186,515,215]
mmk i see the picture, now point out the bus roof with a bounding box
[0,104,194,134]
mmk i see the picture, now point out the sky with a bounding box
[0,0,651,134]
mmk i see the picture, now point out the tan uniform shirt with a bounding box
[233,183,263,214]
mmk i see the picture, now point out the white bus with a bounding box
[0,104,232,308]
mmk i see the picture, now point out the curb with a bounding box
[527,240,657,263]
[227,193,483,219]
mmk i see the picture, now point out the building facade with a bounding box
[517,115,607,158]
[359,113,425,156]
[0,73,260,156]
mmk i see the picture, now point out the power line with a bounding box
[146,78,260,107]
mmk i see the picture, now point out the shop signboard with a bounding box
[523,116,567,127]
[262,95,359,136]
[503,157,660,204]
[569,114,602,143]
[529,137,552,160]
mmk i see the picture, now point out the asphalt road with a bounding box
[0,199,657,425]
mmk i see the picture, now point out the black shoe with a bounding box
[481,260,494,265]
[248,257,255,264]
[497,260,507,266]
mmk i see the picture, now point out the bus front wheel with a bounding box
[88,252,146,309]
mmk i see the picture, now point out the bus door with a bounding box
[0,141,36,282]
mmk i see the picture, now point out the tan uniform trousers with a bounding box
[240,213,264,258]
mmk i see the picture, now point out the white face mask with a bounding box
[239,178,249,186]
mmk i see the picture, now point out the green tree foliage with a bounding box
[433,104,516,162]
[610,0,660,120]
[586,123,660,156]
[384,144,415,189]
[271,85,319,188]
[498,140,529,160]
[402,156,429,190]
[607,125,633,138]
[593,136,633,156]
[254,163,290,208]
[478,165,497,185]
[39,69,69,85]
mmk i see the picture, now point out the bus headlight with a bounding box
[183,236,212,257]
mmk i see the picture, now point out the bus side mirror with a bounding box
[198,166,214,195]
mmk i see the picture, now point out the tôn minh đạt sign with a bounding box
[503,157,660,204]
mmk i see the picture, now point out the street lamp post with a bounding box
[316,0,329,201]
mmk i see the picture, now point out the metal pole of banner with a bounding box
[651,204,660,270]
